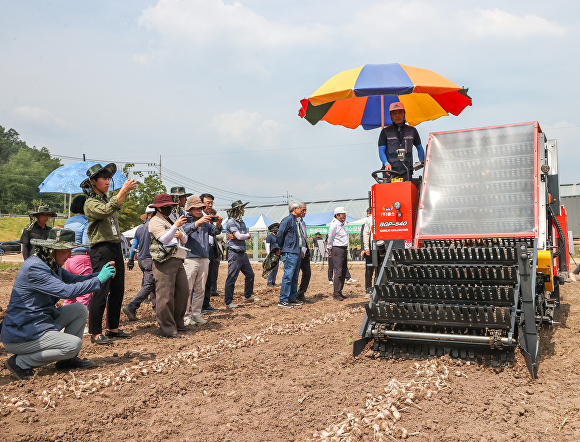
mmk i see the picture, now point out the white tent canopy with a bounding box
[122,225,139,239]
[248,214,276,232]
[346,217,367,225]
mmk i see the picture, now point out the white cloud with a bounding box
[211,109,284,146]
[343,2,567,49]
[132,53,151,65]
[138,0,330,50]
[466,8,567,38]
[13,106,74,130]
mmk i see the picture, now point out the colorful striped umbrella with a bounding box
[299,63,472,129]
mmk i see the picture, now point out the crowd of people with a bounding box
[0,101,429,380]
[2,159,379,381]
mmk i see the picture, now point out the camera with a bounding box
[210,216,219,222]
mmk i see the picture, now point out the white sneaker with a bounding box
[191,315,208,325]
[226,303,239,309]
[571,273,578,282]
[346,278,357,284]
[329,281,333,285]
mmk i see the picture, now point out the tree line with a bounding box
[0,125,166,231]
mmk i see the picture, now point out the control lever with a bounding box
[393,202,402,218]
[413,161,425,171]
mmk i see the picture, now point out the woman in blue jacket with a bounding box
[1,228,115,381]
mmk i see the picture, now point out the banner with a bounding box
[306,224,363,235]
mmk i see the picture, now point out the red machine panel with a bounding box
[556,205,569,273]
[372,181,419,241]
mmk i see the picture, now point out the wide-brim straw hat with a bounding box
[31,227,87,250]
[185,196,206,211]
[80,163,117,189]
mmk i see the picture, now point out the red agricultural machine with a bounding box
[354,122,569,378]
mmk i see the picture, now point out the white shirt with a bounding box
[327,217,348,249]
[363,215,373,251]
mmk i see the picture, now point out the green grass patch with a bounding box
[0,217,65,241]
[0,262,22,270]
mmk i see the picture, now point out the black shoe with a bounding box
[277,301,293,308]
[266,283,275,288]
[5,355,34,381]
[55,356,94,370]
[163,332,181,339]
[123,306,138,321]
[91,334,113,345]
[289,299,304,306]
[296,296,310,303]
[333,295,346,301]
[210,292,221,297]
[105,329,131,338]
[202,305,217,312]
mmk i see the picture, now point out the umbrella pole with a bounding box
[381,95,384,128]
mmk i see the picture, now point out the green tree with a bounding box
[0,127,63,214]
[115,163,166,231]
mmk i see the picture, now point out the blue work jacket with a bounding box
[276,213,301,254]
[0,256,101,343]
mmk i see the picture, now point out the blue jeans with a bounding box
[267,262,279,285]
[279,252,301,303]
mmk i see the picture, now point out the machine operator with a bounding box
[378,102,425,182]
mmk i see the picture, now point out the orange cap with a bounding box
[389,102,405,112]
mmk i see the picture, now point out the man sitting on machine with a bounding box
[378,102,425,182]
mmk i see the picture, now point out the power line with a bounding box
[160,166,286,202]
[161,141,374,158]
[51,153,156,165]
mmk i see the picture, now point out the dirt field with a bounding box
[1,259,580,442]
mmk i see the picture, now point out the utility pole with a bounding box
[159,155,162,180]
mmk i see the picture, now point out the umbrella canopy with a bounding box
[38,161,128,194]
[299,63,472,129]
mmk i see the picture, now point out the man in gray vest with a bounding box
[378,102,424,182]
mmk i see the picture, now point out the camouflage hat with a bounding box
[80,163,117,189]
[170,186,192,197]
[31,227,87,250]
[230,200,249,210]
[29,206,57,217]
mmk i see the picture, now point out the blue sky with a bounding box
[1,0,579,209]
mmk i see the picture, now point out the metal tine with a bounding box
[418,248,425,261]
[393,249,401,262]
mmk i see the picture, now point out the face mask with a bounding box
[159,206,172,217]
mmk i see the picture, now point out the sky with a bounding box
[1,0,579,210]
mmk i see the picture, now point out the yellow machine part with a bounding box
[537,250,554,292]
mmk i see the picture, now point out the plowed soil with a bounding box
[1,260,580,441]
